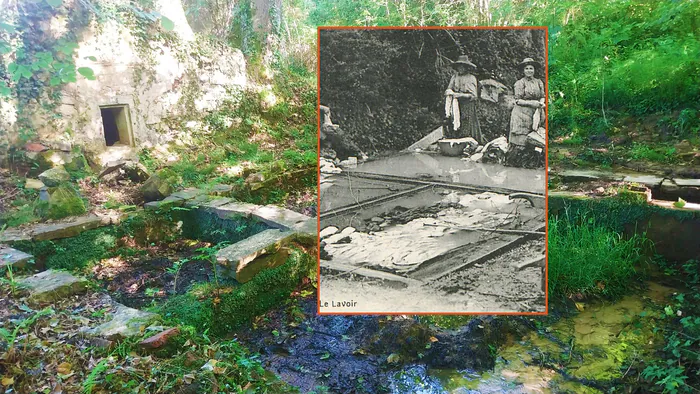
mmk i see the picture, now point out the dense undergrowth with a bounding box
[310,0,700,154]
[548,212,646,301]
[641,258,700,393]
[138,63,317,207]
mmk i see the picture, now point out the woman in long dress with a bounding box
[444,55,485,144]
[507,58,545,167]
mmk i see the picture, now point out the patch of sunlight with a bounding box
[49,15,68,38]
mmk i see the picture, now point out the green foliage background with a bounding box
[310,0,700,141]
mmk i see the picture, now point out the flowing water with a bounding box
[387,281,678,393]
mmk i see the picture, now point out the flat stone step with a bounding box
[251,205,311,230]
[209,201,260,219]
[0,245,33,269]
[31,214,103,241]
[169,188,206,200]
[216,229,297,283]
[81,303,160,340]
[621,174,665,187]
[17,269,89,305]
[0,228,32,243]
[676,179,700,187]
[556,170,622,183]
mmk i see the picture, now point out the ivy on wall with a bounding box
[0,0,175,145]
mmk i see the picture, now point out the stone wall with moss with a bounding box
[549,193,700,262]
[1,0,246,158]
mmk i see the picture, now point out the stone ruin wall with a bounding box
[1,0,247,158]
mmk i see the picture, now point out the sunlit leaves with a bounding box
[160,16,175,32]
[77,67,96,80]
[55,40,78,55]
[0,21,16,33]
[0,81,10,96]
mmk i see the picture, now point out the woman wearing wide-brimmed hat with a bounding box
[444,55,485,143]
[507,57,545,166]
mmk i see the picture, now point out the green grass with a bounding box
[548,213,647,300]
[161,248,314,336]
[628,143,677,163]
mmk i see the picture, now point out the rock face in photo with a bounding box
[320,29,546,154]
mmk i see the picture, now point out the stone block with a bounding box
[18,269,89,305]
[82,303,160,340]
[211,201,259,219]
[251,205,311,230]
[169,188,206,200]
[216,229,297,283]
[31,215,103,241]
[0,246,33,269]
[38,166,70,187]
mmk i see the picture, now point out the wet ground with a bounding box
[352,152,546,194]
[238,296,513,394]
[320,187,545,313]
[91,239,224,308]
[243,280,678,393]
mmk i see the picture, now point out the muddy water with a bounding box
[389,281,679,393]
[352,152,546,194]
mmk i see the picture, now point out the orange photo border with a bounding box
[316,25,549,316]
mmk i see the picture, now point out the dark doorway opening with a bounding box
[100,105,133,147]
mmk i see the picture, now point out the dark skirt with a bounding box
[446,98,485,144]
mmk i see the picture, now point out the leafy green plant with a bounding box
[0,308,54,362]
[167,257,191,294]
[548,212,647,300]
[82,358,109,394]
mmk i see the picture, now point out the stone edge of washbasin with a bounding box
[146,187,317,282]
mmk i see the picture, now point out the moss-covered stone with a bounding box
[38,166,71,187]
[14,227,118,270]
[161,249,314,336]
[18,269,89,306]
[45,185,88,219]
[141,174,174,202]
[82,304,160,340]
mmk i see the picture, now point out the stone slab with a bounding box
[169,188,206,200]
[25,178,45,189]
[200,197,233,208]
[252,205,311,230]
[82,303,160,340]
[18,269,89,305]
[208,184,234,196]
[217,229,297,283]
[0,228,32,243]
[557,170,613,182]
[675,179,700,188]
[622,175,665,187]
[406,127,443,151]
[0,245,33,269]
[144,196,186,211]
[293,218,318,237]
[211,201,259,219]
[31,214,103,241]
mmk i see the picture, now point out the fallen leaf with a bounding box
[673,198,686,208]
[575,302,585,312]
[429,336,439,342]
[201,359,218,371]
[1,376,14,386]
[387,353,400,364]
[56,362,72,375]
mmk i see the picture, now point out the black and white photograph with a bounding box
[319,28,547,314]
